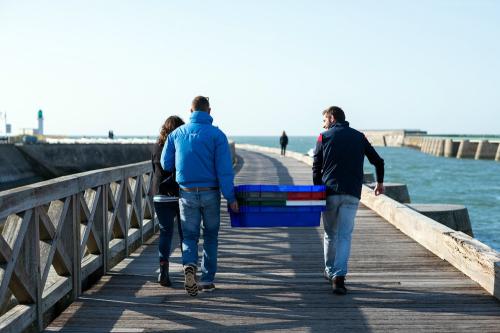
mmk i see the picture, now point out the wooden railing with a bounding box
[0,161,155,332]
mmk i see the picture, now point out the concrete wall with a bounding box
[405,136,500,161]
[403,136,424,149]
[363,130,427,148]
[16,144,153,176]
[0,145,46,190]
[0,143,153,191]
[475,141,499,160]
[444,139,460,158]
[456,140,479,159]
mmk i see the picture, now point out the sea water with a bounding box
[230,136,500,251]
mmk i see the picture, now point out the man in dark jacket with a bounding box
[313,106,384,295]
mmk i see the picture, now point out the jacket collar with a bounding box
[190,111,213,124]
[331,120,349,128]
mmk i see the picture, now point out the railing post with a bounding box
[72,194,81,299]
[137,176,144,244]
[121,180,129,257]
[102,185,109,274]
[34,208,43,331]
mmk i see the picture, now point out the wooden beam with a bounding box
[0,162,151,219]
[40,198,70,290]
[0,209,33,303]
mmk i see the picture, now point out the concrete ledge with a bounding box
[367,182,410,203]
[406,203,473,236]
[361,186,500,300]
[237,143,500,300]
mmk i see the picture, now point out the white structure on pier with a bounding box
[36,109,44,135]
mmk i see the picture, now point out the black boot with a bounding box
[332,276,347,295]
[158,261,172,287]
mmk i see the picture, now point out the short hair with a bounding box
[322,106,345,122]
[192,96,210,112]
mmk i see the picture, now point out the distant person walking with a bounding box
[150,116,185,287]
[280,131,288,156]
[313,106,385,295]
[161,96,239,296]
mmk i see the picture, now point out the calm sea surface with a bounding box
[230,136,500,251]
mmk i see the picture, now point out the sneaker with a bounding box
[323,271,332,283]
[158,261,172,287]
[198,283,216,292]
[332,276,347,295]
[184,265,198,297]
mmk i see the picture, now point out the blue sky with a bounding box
[1,0,499,136]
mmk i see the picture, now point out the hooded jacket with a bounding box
[161,111,235,203]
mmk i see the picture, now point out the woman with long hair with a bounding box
[150,115,185,286]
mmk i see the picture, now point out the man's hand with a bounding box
[374,183,384,196]
[229,201,239,213]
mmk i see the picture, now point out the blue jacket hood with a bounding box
[160,112,236,203]
[190,111,213,124]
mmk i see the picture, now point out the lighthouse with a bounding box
[37,109,44,135]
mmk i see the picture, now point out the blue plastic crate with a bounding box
[229,205,325,228]
[235,185,326,193]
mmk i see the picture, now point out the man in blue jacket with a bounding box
[313,106,384,295]
[161,96,239,296]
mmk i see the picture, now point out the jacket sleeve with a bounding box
[214,131,236,203]
[160,134,176,172]
[312,134,324,185]
[363,136,385,183]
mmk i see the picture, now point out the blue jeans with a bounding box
[179,189,221,285]
[154,201,182,262]
[322,194,359,278]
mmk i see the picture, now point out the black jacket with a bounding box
[149,143,179,197]
[312,121,384,199]
[280,134,288,146]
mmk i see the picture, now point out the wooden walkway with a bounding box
[46,150,500,332]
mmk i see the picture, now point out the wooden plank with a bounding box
[0,304,36,333]
[71,194,81,299]
[103,185,109,273]
[34,204,43,329]
[42,277,72,312]
[80,255,103,281]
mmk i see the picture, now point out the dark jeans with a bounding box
[154,200,183,262]
[281,145,287,155]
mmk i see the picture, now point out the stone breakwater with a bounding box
[362,131,500,161]
[407,137,500,160]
